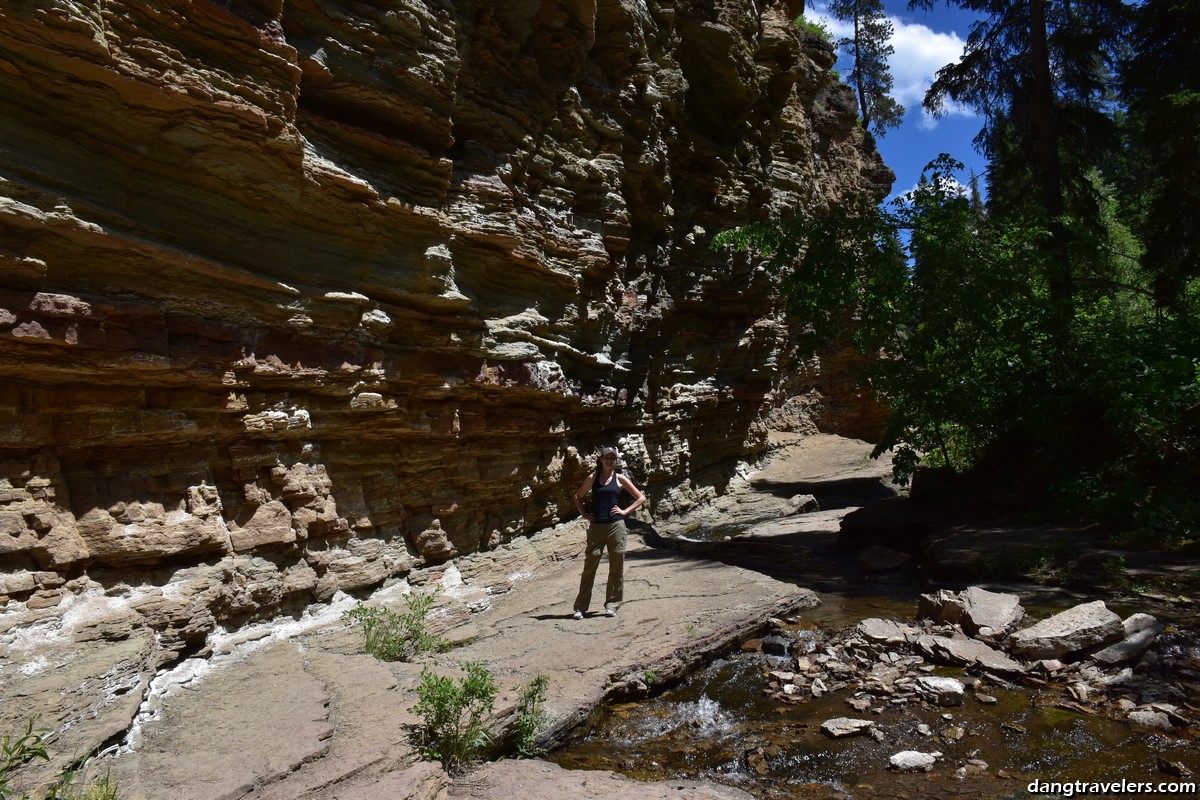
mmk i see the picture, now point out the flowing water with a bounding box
[551,589,1200,799]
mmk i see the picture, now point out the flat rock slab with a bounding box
[821,717,876,738]
[451,759,756,799]
[93,524,817,799]
[915,634,1028,674]
[114,641,336,800]
[858,617,920,645]
[1010,600,1124,660]
[0,598,159,786]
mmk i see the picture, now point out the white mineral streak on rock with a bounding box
[123,592,359,751]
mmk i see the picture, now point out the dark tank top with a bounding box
[591,471,622,523]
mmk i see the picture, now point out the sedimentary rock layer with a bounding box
[0,0,890,633]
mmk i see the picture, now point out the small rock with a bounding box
[1159,756,1194,778]
[890,751,939,772]
[975,693,998,705]
[915,675,965,707]
[1128,710,1173,730]
[847,696,872,712]
[820,717,875,738]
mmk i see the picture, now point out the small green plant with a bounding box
[686,624,697,638]
[644,670,657,689]
[1,718,52,799]
[1102,555,1131,592]
[512,675,551,759]
[409,661,498,775]
[342,590,449,661]
[54,765,119,800]
[1,719,118,800]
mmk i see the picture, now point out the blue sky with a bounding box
[808,1,987,202]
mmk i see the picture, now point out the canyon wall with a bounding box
[0,0,891,637]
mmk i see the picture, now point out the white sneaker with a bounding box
[573,610,583,620]
[605,608,617,617]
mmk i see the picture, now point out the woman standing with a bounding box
[572,446,645,619]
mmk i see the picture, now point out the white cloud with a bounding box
[810,3,975,128]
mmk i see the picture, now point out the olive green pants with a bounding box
[573,520,626,613]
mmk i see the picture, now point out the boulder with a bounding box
[785,494,819,515]
[917,586,1022,639]
[958,586,1023,638]
[917,589,964,625]
[1009,601,1124,660]
[1089,613,1164,665]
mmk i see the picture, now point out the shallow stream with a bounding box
[551,590,1200,799]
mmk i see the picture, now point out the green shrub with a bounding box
[1,719,119,800]
[794,16,834,45]
[512,676,551,758]
[409,661,498,775]
[342,590,449,662]
[1,718,51,799]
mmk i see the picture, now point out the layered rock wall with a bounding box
[0,0,890,636]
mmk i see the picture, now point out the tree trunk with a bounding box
[1028,0,1073,309]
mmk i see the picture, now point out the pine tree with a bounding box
[1120,0,1200,310]
[911,0,1130,311]
[830,0,905,138]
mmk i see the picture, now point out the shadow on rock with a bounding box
[749,475,898,509]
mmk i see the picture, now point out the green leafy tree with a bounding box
[829,0,905,137]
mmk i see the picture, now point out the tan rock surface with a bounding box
[1,0,889,641]
[88,525,816,800]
